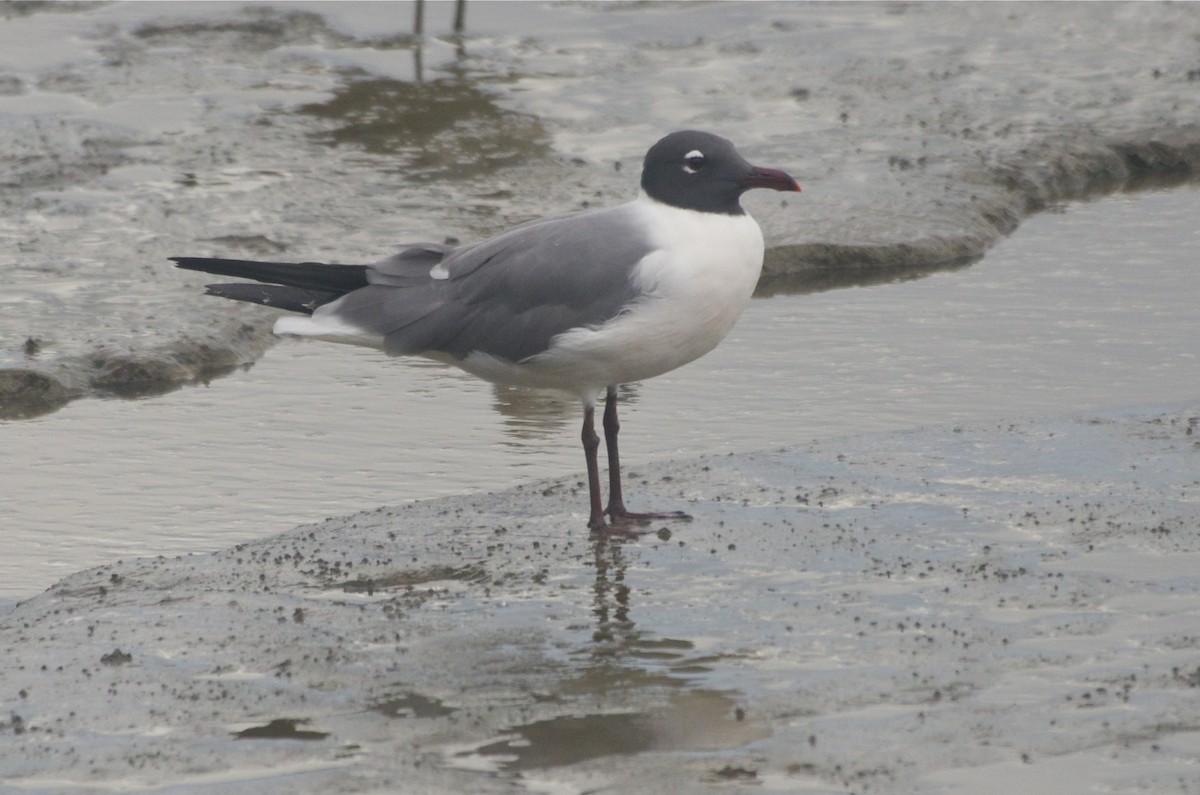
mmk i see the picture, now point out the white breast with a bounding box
[512,192,765,398]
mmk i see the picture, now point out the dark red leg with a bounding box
[584,400,640,537]
[582,404,606,530]
[601,386,691,527]
[602,386,628,517]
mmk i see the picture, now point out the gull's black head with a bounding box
[640,130,801,215]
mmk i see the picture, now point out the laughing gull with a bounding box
[173,130,800,532]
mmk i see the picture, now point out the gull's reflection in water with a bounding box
[488,383,645,445]
[463,536,771,771]
[488,383,575,444]
[590,535,635,647]
[583,536,706,673]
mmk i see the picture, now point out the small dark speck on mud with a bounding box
[709,765,757,782]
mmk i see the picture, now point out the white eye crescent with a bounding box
[682,149,706,174]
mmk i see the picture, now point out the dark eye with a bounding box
[683,149,706,173]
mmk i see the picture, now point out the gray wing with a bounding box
[325,204,654,362]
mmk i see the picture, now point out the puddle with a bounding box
[371,691,456,720]
[463,689,768,772]
[235,718,330,741]
[297,76,551,181]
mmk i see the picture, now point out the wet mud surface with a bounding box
[2,2,1200,416]
[3,8,1199,787]
[3,403,1199,793]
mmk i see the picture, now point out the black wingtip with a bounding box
[202,282,337,315]
[171,256,233,274]
[169,256,370,293]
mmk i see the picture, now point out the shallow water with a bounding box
[2,186,1197,601]
[2,1,1200,600]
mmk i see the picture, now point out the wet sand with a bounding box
[3,401,1198,793]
